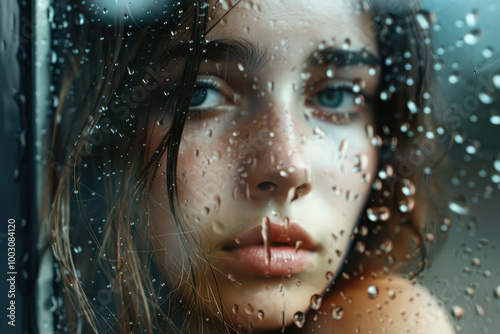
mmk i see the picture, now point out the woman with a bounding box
[44,0,454,332]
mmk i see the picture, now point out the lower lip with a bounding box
[225,246,316,276]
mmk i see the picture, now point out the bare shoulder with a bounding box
[298,274,456,334]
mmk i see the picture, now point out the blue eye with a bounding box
[189,81,226,109]
[316,88,344,108]
[190,88,209,107]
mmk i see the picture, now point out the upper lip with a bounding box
[221,218,318,251]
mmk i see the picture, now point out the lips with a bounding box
[221,218,318,276]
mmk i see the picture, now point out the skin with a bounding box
[146,0,455,332]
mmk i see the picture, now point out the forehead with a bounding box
[207,0,378,60]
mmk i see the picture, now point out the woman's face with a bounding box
[148,0,380,330]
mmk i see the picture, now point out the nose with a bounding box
[243,108,312,203]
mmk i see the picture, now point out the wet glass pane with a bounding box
[2,0,500,333]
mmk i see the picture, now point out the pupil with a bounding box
[318,89,342,108]
[190,88,207,107]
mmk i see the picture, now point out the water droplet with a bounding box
[475,304,484,316]
[267,81,274,92]
[464,29,482,45]
[380,240,393,253]
[482,46,494,59]
[367,285,379,298]
[73,246,82,254]
[212,221,225,235]
[493,155,500,172]
[311,294,322,311]
[492,75,500,90]
[416,13,430,30]
[300,72,311,80]
[449,196,470,215]
[332,305,344,320]
[494,286,500,298]
[293,312,306,328]
[232,304,239,314]
[356,241,366,253]
[465,10,479,27]
[76,13,85,25]
[366,206,390,222]
[102,8,108,14]
[326,271,334,280]
[257,310,265,320]
[448,71,460,84]
[313,126,325,139]
[326,66,336,78]
[261,217,271,266]
[237,63,245,72]
[451,305,465,320]
[127,64,135,75]
[478,91,494,104]
[245,303,254,315]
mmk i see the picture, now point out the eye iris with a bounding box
[190,88,208,107]
[318,88,343,108]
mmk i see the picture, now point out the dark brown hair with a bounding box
[44,0,448,332]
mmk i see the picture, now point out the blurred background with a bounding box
[1,0,499,332]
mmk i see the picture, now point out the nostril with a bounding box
[257,182,277,192]
[290,183,311,202]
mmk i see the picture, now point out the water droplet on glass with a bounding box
[73,246,82,254]
[494,286,500,298]
[449,196,470,215]
[326,66,336,78]
[415,13,430,30]
[232,304,239,314]
[482,46,494,59]
[257,310,265,320]
[300,72,311,80]
[465,10,479,27]
[313,126,325,139]
[267,81,274,92]
[367,285,379,298]
[237,63,245,72]
[212,221,225,235]
[245,303,254,315]
[261,217,271,266]
[76,13,85,25]
[366,206,390,222]
[293,312,306,328]
[492,75,500,90]
[478,91,494,104]
[103,8,108,14]
[464,29,482,45]
[311,294,322,311]
[332,305,344,320]
[451,305,465,320]
[448,71,460,84]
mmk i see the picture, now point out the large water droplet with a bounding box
[451,305,465,320]
[261,217,271,266]
[449,196,470,215]
[448,71,460,84]
[293,312,306,328]
[464,29,482,45]
[245,303,254,315]
[465,10,480,27]
[478,91,494,104]
[212,221,225,235]
[310,294,322,311]
[482,46,494,59]
[366,206,390,222]
[332,305,344,320]
[367,285,379,298]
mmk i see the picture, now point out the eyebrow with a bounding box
[306,47,380,67]
[201,39,270,69]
